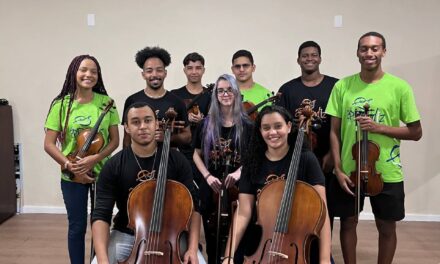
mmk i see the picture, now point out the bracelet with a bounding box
[221,256,233,261]
[204,173,212,179]
[64,160,70,170]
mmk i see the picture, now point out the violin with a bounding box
[350,104,383,214]
[244,93,281,121]
[206,145,239,264]
[120,108,194,264]
[245,106,326,264]
[294,99,323,151]
[186,83,215,114]
[62,99,114,179]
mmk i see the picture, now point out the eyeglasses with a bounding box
[217,87,233,95]
[232,63,252,70]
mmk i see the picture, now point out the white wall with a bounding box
[1,0,439,219]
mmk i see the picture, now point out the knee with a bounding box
[340,217,358,232]
[375,219,396,238]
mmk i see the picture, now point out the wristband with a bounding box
[204,173,212,179]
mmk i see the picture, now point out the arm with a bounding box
[321,150,334,174]
[356,117,422,141]
[329,117,354,196]
[92,220,111,264]
[183,211,202,264]
[313,185,332,264]
[222,193,255,263]
[170,125,192,145]
[193,148,222,193]
[44,129,94,183]
[224,166,242,188]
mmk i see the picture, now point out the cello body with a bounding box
[119,108,194,264]
[245,179,325,264]
[119,180,193,264]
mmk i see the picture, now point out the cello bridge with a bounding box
[144,251,164,256]
[268,251,288,259]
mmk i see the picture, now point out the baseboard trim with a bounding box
[335,212,440,222]
[22,205,118,215]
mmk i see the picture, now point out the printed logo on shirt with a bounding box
[386,145,402,168]
[348,97,385,123]
[70,115,92,137]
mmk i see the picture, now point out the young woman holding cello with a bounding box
[193,74,253,264]
[223,105,331,264]
[44,55,120,264]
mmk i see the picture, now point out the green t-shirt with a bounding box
[325,73,420,183]
[45,93,120,181]
[241,82,272,111]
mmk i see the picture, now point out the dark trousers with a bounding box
[61,180,91,264]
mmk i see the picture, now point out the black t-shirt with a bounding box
[276,75,338,160]
[239,147,325,196]
[91,145,199,235]
[193,120,253,180]
[171,86,212,159]
[122,90,189,126]
[171,86,212,118]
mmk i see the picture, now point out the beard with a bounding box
[147,78,164,90]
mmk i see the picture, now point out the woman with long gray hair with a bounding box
[193,74,253,264]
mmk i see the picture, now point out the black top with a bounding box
[91,145,199,234]
[276,75,338,160]
[193,118,253,213]
[171,86,212,117]
[171,86,212,159]
[239,147,325,196]
[122,90,189,126]
[193,120,253,180]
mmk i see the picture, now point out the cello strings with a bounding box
[270,127,304,263]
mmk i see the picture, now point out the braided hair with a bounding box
[46,55,108,143]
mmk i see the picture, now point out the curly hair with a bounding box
[46,55,108,143]
[245,105,306,183]
[135,46,171,69]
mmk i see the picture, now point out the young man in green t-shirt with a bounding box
[326,32,422,264]
[231,49,271,112]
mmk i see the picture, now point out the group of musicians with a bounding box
[44,31,422,264]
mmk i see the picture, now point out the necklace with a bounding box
[144,89,166,99]
[132,147,158,182]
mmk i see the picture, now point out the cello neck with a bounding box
[150,128,171,232]
[274,127,305,233]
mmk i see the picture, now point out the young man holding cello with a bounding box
[326,32,422,264]
[91,102,205,264]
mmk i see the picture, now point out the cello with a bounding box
[119,108,194,264]
[350,104,383,216]
[245,107,326,264]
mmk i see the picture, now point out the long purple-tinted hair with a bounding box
[202,74,249,166]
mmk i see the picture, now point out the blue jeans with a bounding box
[61,180,91,264]
[92,230,207,264]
